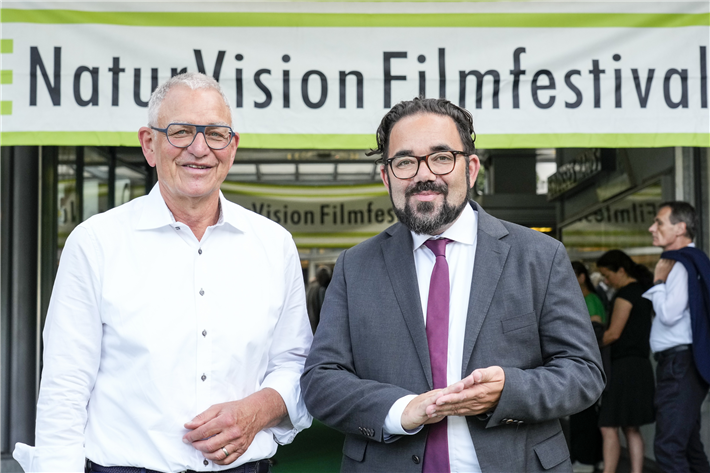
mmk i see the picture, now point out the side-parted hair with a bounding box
[659,201,697,241]
[596,249,653,290]
[147,72,232,127]
[366,97,476,161]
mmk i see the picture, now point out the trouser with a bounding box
[87,459,271,473]
[654,348,710,473]
[569,402,602,465]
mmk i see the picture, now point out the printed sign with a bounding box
[1,2,708,148]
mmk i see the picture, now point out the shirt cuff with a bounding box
[261,373,313,445]
[383,394,423,442]
[642,284,665,300]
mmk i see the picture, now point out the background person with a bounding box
[643,201,710,473]
[13,72,312,473]
[306,265,332,333]
[569,261,606,472]
[596,250,655,473]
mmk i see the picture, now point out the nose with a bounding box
[187,130,211,156]
[413,158,437,182]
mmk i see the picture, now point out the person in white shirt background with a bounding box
[13,72,313,473]
[644,202,710,473]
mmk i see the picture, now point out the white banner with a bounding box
[1,2,708,148]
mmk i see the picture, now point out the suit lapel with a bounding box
[382,223,433,389]
[461,203,510,378]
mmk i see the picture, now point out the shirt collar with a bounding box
[411,203,477,251]
[136,183,244,233]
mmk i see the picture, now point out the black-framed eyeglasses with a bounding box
[150,123,235,150]
[379,150,467,180]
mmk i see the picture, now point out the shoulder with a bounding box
[74,194,148,237]
[480,210,564,260]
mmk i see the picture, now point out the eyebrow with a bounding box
[390,144,455,158]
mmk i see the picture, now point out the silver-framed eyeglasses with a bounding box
[381,150,467,180]
[150,123,235,150]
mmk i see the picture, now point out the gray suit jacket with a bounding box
[301,202,605,472]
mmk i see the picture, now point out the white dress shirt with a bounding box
[643,243,694,353]
[14,184,313,473]
[383,204,481,473]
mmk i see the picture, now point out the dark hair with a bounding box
[572,261,596,294]
[366,97,476,161]
[316,266,332,288]
[596,249,653,290]
[659,201,697,240]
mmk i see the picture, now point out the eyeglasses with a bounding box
[150,123,235,150]
[380,150,467,180]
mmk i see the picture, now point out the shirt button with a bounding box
[175,226,180,230]
[202,330,207,337]
[199,289,205,296]
[203,460,209,466]
[412,455,420,464]
[198,248,202,255]
[201,374,206,381]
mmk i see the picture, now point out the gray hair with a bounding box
[147,72,232,127]
[659,201,698,240]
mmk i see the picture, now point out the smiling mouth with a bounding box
[184,164,211,170]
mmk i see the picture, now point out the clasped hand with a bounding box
[401,366,505,431]
[182,388,286,465]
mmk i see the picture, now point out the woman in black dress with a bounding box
[596,250,655,473]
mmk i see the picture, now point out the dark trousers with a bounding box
[570,403,602,465]
[654,349,710,473]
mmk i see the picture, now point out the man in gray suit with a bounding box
[301,98,604,472]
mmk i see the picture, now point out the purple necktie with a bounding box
[423,238,452,473]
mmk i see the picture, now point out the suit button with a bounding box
[412,455,420,464]
[506,419,515,424]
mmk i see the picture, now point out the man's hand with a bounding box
[426,366,505,418]
[183,388,287,465]
[401,389,445,431]
[654,258,675,283]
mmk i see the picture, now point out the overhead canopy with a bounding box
[1,1,708,148]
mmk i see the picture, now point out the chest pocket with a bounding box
[501,311,536,333]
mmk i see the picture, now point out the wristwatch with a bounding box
[654,279,665,286]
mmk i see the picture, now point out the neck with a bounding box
[664,238,692,251]
[580,286,591,297]
[620,275,637,288]
[160,186,220,241]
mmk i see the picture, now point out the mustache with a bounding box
[405,181,448,198]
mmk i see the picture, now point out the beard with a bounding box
[391,179,469,235]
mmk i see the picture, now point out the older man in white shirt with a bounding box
[644,202,710,473]
[14,72,312,473]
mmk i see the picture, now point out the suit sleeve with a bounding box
[300,250,413,442]
[489,242,606,426]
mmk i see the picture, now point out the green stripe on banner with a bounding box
[2,132,708,149]
[0,70,13,84]
[0,131,140,146]
[224,190,386,198]
[476,133,710,149]
[0,39,13,54]
[1,10,709,27]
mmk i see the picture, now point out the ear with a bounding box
[380,164,391,194]
[227,131,240,166]
[676,221,687,237]
[138,127,157,168]
[468,154,481,189]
